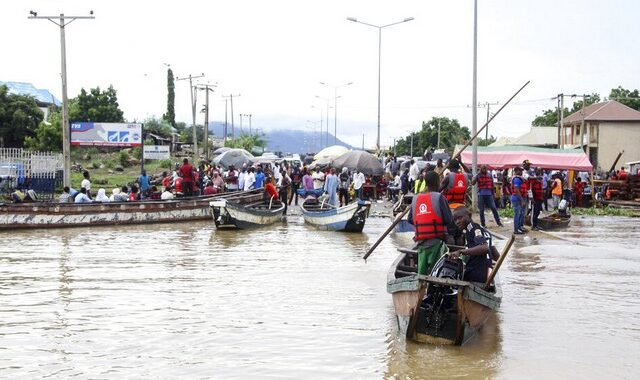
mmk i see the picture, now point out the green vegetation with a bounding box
[224,133,267,155]
[572,206,639,217]
[498,208,514,218]
[24,108,62,152]
[0,85,44,147]
[69,85,125,123]
[393,117,470,156]
[162,68,176,127]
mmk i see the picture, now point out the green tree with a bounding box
[69,85,125,122]
[569,93,600,113]
[224,133,267,155]
[0,85,44,147]
[143,116,173,138]
[162,68,176,127]
[24,108,63,152]
[532,93,600,126]
[609,86,640,110]
[478,135,497,147]
[394,117,470,156]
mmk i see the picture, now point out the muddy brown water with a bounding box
[0,213,638,379]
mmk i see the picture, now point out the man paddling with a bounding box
[408,171,453,275]
[449,206,500,283]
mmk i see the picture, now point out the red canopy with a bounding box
[457,145,593,171]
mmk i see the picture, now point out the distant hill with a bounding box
[206,121,353,155]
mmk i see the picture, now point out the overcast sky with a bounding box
[3,0,639,149]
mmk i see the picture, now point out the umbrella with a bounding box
[314,145,350,160]
[332,150,384,176]
[212,147,231,157]
[213,149,254,169]
[308,157,333,170]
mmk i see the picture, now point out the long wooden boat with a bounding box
[210,195,285,229]
[387,248,501,345]
[537,212,571,229]
[0,189,262,230]
[300,199,371,232]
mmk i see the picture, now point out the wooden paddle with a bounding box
[363,206,410,261]
[484,234,515,290]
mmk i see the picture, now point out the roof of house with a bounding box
[488,136,516,147]
[563,100,640,124]
[0,81,62,106]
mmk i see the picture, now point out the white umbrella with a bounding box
[314,145,350,160]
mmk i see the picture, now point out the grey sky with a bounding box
[3,0,639,149]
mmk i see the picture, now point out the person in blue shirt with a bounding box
[138,170,150,197]
[470,165,502,227]
[510,167,527,234]
[254,166,266,189]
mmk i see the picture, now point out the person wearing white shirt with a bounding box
[161,187,175,200]
[312,169,325,190]
[244,167,256,191]
[80,171,92,198]
[74,188,92,203]
[238,167,246,191]
[409,160,420,191]
[353,169,365,200]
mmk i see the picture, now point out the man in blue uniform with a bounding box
[450,206,500,283]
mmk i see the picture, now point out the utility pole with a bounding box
[560,94,565,148]
[222,94,240,140]
[362,134,365,150]
[241,114,253,135]
[176,73,205,164]
[28,10,95,188]
[471,0,478,212]
[239,114,244,135]
[224,99,228,142]
[410,133,414,157]
[437,123,441,150]
[196,83,216,160]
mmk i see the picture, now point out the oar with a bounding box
[363,206,410,261]
[437,80,531,175]
[269,195,274,209]
[484,234,515,290]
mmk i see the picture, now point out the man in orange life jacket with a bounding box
[439,159,471,206]
[449,206,500,283]
[470,164,502,228]
[408,171,454,274]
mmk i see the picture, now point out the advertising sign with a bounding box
[70,122,143,146]
[143,145,171,160]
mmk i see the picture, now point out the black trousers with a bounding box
[288,183,299,205]
[279,188,288,214]
[339,188,349,206]
[532,200,543,228]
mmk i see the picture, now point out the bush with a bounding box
[119,150,130,167]
[158,159,172,169]
[92,161,101,169]
[105,158,118,169]
[131,146,142,160]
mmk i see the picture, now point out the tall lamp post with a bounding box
[314,97,333,148]
[241,114,252,135]
[177,73,205,164]
[28,10,95,188]
[319,81,352,145]
[347,16,414,153]
[196,83,216,161]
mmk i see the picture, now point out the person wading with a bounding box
[408,171,454,275]
[530,167,545,231]
[470,165,502,227]
[510,167,527,234]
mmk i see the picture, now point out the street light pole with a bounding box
[471,0,478,211]
[177,73,205,164]
[320,81,352,145]
[347,17,414,153]
[28,10,95,188]
[196,83,216,161]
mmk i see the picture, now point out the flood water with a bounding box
[0,212,638,379]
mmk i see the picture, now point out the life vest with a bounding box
[414,192,447,241]
[477,173,493,191]
[530,177,544,201]
[510,175,524,196]
[414,179,426,193]
[444,172,467,204]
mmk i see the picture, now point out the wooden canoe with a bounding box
[537,213,571,229]
[387,248,502,345]
[0,189,263,230]
[210,195,285,229]
[301,199,371,232]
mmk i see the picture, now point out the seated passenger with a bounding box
[161,186,174,200]
[450,206,500,283]
[74,187,92,203]
[264,176,278,201]
[95,188,110,202]
[59,187,72,203]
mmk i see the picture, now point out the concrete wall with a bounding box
[597,122,640,171]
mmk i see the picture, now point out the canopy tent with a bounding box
[453,145,593,171]
[314,145,350,160]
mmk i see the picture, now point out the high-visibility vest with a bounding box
[414,192,447,241]
[444,172,467,204]
[477,173,493,191]
[530,178,544,201]
[414,179,426,193]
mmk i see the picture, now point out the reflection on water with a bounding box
[0,215,638,378]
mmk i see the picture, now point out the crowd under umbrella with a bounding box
[213,148,254,170]
[314,145,350,160]
[331,150,384,176]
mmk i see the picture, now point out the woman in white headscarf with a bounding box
[95,188,110,203]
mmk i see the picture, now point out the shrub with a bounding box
[158,159,172,169]
[92,161,101,169]
[119,150,130,167]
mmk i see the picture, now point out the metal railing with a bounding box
[0,148,64,199]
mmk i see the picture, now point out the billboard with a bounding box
[70,122,143,146]
[143,145,170,160]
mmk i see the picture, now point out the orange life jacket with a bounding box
[414,192,447,241]
[477,173,493,190]
[444,172,467,204]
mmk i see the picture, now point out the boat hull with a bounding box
[301,200,371,232]
[0,190,261,230]
[210,198,285,229]
[387,252,501,345]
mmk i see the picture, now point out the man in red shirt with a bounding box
[573,177,585,207]
[264,176,278,201]
[179,158,195,196]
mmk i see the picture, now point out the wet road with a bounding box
[0,213,638,379]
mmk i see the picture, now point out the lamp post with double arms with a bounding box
[319,81,353,145]
[347,16,414,153]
